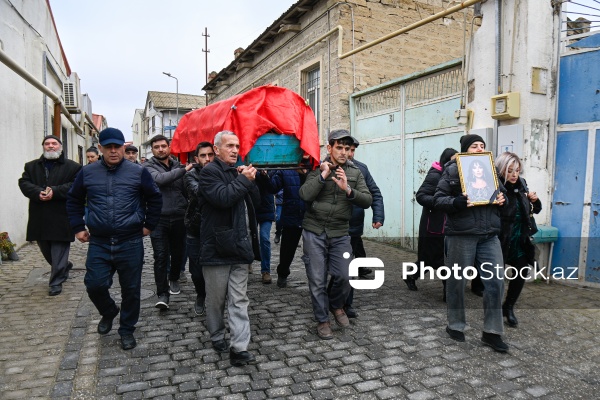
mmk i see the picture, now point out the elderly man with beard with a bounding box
[19,135,82,296]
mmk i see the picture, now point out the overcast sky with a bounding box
[50,0,296,140]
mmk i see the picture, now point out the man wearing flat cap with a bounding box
[67,128,162,350]
[125,144,139,163]
[19,135,81,296]
[299,129,372,340]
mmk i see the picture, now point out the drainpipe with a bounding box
[0,47,82,134]
[493,0,502,153]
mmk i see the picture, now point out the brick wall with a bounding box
[209,0,470,140]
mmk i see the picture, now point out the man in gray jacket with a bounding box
[145,135,193,310]
[299,129,372,340]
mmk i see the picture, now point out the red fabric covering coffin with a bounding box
[171,85,320,166]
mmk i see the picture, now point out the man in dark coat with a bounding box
[198,130,261,367]
[19,135,81,296]
[145,135,193,310]
[67,128,162,350]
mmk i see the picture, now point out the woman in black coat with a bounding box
[406,148,457,297]
[496,152,542,327]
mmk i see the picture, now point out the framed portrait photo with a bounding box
[456,152,499,206]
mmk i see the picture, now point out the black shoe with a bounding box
[446,326,465,342]
[169,280,181,295]
[230,349,256,367]
[404,278,418,291]
[98,307,120,335]
[194,296,205,316]
[65,262,73,280]
[471,287,484,297]
[344,306,358,319]
[274,233,281,244]
[276,276,287,288]
[121,334,137,350]
[212,339,229,353]
[481,332,509,353]
[503,303,518,327]
[358,267,373,278]
[49,284,62,296]
[155,294,169,310]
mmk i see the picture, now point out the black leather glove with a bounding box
[453,195,468,210]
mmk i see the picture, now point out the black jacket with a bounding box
[254,173,276,223]
[499,177,542,265]
[197,158,261,266]
[415,163,446,268]
[434,160,506,236]
[348,159,385,236]
[19,153,82,242]
[66,158,162,242]
[269,169,306,228]
[144,156,188,217]
[183,165,202,237]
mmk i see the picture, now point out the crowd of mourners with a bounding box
[19,127,540,364]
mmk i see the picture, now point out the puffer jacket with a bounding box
[19,153,82,242]
[433,160,506,236]
[270,169,306,228]
[197,158,261,266]
[66,157,162,242]
[144,156,188,217]
[348,158,385,236]
[499,177,542,265]
[300,158,372,238]
[183,165,202,237]
[254,173,276,223]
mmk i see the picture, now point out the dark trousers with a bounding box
[150,217,186,297]
[37,240,70,287]
[84,238,144,336]
[505,256,529,305]
[276,226,303,278]
[186,234,205,301]
[350,236,366,258]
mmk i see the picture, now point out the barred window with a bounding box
[301,65,320,129]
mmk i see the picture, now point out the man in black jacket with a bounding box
[145,135,193,309]
[19,135,81,296]
[183,141,214,316]
[66,128,162,350]
[198,131,261,367]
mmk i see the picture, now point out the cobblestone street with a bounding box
[1,235,600,399]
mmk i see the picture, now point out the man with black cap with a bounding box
[19,135,81,296]
[299,129,372,340]
[434,134,509,352]
[66,128,162,350]
[125,144,139,163]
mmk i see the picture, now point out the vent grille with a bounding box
[63,82,77,108]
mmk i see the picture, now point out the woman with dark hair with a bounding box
[405,147,458,297]
[466,159,493,202]
[495,152,541,327]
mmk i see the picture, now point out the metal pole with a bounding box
[162,72,179,132]
[203,27,210,86]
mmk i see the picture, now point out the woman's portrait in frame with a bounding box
[456,152,499,206]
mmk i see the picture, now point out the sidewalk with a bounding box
[1,237,600,399]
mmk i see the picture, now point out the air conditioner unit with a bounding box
[63,78,81,111]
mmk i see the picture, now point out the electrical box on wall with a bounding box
[497,124,524,157]
[491,92,520,120]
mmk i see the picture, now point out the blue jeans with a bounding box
[150,217,186,297]
[445,235,504,335]
[302,231,352,323]
[203,264,251,352]
[258,221,272,273]
[84,237,144,336]
[186,234,205,300]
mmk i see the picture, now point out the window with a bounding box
[301,65,320,129]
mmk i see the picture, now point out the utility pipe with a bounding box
[339,0,483,59]
[0,47,82,134]
[85,112,99,133]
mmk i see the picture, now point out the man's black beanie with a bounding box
[460,134,485,153]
